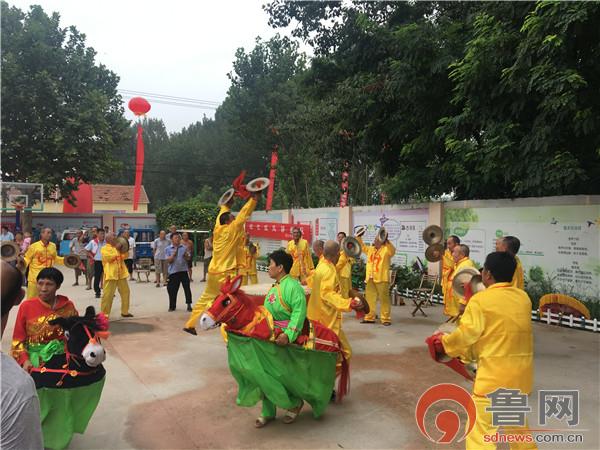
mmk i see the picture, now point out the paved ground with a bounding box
[2,267,599,449]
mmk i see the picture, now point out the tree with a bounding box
[1,2,129,199]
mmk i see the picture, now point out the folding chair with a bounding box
[411,274,439,317]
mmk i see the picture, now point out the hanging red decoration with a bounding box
[128,97,151,211]
[266,145,278,211]
[128,97,151,116]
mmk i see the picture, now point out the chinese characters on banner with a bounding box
[246,221,311,242]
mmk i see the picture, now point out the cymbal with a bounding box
[423,225,443,245]
[425,243,444,262]
[342,236,361,258]
[246,177,270,192]
[452,267,485,299]
[217,188,235,206]
[64,254,81,269]
[376,227,388,243]
[1,241,20,261]
[354,225,367,237]
[115,236,130,254]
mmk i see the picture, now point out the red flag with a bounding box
[133,124,145,211]
[266,147,278,211]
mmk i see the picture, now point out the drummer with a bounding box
[257,250,307,426]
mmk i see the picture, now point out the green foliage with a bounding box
[155,198,218,231]
[351,260,366,290]
[1,2,129,199]
[393,265,423,292]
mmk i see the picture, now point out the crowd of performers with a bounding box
[1,183,535,449]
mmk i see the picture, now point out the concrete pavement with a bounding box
[2,267,599,449]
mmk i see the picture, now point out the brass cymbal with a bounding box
[425,243,444,262]
[1,241,20,262]
[452,267,485,299]
[423,225,443,245]
[64,254,81,269]
[217,188,235,206]
[342,236,361,258]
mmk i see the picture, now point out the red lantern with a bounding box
[127,97,151,211]
[128,97,151,116]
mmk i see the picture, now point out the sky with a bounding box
[8,0,299,133]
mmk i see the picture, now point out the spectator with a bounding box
[122,230,136,281]
[165,233,193,311]
[166,225,178,241]
[21,232,32,254]
[69,230,87,286]
[85,229,106,298]
[202,234,213,283]
[152,230,169,288]
[181,232,194,282]
[1,260,44,450]
[1,225,14,241]
[14,232,24,254]
[103,226,110,234]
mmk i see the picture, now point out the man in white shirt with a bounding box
[1,225,15,241]
[1,260,43,450]
[122,230,136,281]
[85,229,106,298]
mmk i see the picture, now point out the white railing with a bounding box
[395,288,599,333]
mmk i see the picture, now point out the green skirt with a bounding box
[37,378,105,450]
[227,332,337,418]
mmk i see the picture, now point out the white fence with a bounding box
[396,288,599,333]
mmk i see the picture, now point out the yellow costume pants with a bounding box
[239,273,258,286]
[101,279,130,316]
[339,277,351,298]
[26,282,38,300]
[364,280,391,323]
[185,270,235,329]
[467,395,537,450]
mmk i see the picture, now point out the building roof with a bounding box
[93,184,150,204]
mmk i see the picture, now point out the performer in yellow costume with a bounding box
[335,232,353,298]
[440,252,536,450]
[286,227,314,282]
[239,234,260,285]
[307,240,367,371]
[21,227,64,299]
[184,193,258,334]
[496,236,524,289]
[100,233,132,318]
[445,244,476,318]
[356,233,396,325]
[442,235,460,317]
[304,240,324,288]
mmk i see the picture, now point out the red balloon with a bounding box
[128,97,151,116]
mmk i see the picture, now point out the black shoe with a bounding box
[187,304,192,312]
[183,327,197,336]
[121,313,134,318]
[360,319,375,324]
[382,322,391,326]
[95,294,101,299]
[168,308,175,312]
[330,390,336,403]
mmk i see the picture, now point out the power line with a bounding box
[120,95,218,110]
[118,89,221,106]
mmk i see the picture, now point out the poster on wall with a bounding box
[352,208,429,267]
[445,204,600,297]
[292,209,339,242]
[247,210,284,255]
[30,215,102,237]
[113,215,157,232]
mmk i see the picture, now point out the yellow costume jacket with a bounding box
[23,241,64,283]
[442,282,534,396]
[446,257,476,307]
[441,249,454,291]
[240,243,260,275]
[511,255,525,289]
[357,236,396,283]
[307,259,352,336]
[210,197,257,275]
[101,244,129,281]
[336,251,353,280]
[286,238,314,279]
